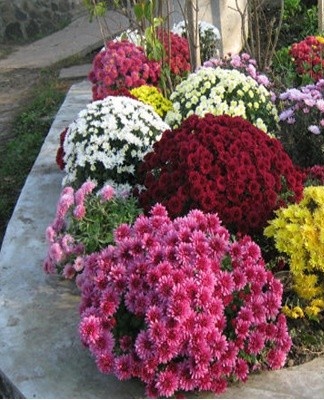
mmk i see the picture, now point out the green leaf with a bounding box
[144,0,153,21]
[134,3,144,20]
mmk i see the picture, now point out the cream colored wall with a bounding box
[219,0,247,55]
[170,0,247,56]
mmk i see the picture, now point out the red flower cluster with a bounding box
[88,40,161,101]
[138,114,304,234]
[290,36,324,82]
[304,164,324,185]
[56,127,68,170]
[157,29,191,77]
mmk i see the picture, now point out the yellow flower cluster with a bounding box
[316,36,324,44]
[264,186,324,318]
[130,85,173,119]
[282,305,304,319]
[282,299,324,319]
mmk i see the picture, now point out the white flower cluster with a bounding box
[63,96,170,189]
[172,20,221,61]
[172,20,220,40]
[165,67,279,135]
[113,29,143,47]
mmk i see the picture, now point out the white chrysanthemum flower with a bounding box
[165,67,279,135]
[114,29,143,45]
[63,96,170,189]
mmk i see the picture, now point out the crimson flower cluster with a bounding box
[157,29,191,77]
[290,36,324,82]
[138,114,304,234]
[304,164,324,185]
[56,127,68,170]
[77,204,291,398]
[88,40,161,101]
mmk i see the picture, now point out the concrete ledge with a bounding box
[1,80,324,399]
[0,81,145,398]
[0,369,24,399]
[59,63,92,80]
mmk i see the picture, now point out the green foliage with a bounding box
[271,45,314,89]
[303,5,320,36]
[69,194,142,254]
[271,46,298,89]
[283,0,302,21]
[83,0,108,21]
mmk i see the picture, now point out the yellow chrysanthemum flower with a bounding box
[264,186,324,316]
[130,85,173,118]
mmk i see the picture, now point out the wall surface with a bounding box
[169,0,247,56]
[0,0,83,43]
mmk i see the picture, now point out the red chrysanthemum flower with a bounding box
[138,113,304,235]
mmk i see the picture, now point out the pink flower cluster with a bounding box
[43,181,103,279]
[203,52,274,92]
[77,204,291,398]
[88,40,161,101]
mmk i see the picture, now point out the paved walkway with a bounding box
[0,9,129,70]
[0,8,324,400]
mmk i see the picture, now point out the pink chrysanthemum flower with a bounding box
[76,205,291,398]
[100,185,115,201]
[114,354,133,380]
[79,315,102,346]
[95,350,114,374]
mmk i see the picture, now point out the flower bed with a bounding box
[43,15,324,398]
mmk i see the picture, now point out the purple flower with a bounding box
[308,125,321,134]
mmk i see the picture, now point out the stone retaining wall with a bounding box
[0,0,83,43]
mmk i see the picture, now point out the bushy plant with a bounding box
[62,96,170,190]
[289,36,324,83]
[156,29,191,91]
[203,52,274,92]
[278,79,324,167]
[43,181,142,279]
[138,114,304,235]
[271,46,301,89]
[172,20,221,63]
[165,67,279,135]
[77,204,291,398]
[130,85,173,118]
[88,40,161,101]
[304,164,324,185]
[264,186,324,320]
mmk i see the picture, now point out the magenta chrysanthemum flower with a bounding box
[95,350,114,374]
[114,354,133,380]
[76,205,291,398]
[79,315,102,346]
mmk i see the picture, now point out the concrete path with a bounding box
[0,10,129,70]
[1,7,324,400]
